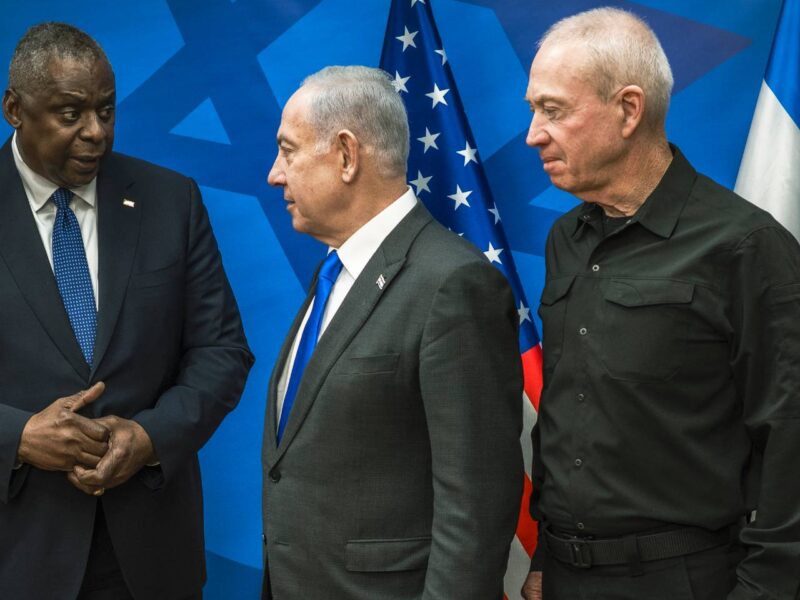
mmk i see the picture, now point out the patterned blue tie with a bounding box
[277,250,343,444]
[51,188,97,365]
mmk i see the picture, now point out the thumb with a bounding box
[69,381,106,412]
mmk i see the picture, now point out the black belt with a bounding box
[544,523,737,569]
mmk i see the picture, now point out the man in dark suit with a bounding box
[262,65,523,599]
[0,23,253,599]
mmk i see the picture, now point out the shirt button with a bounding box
[574,458,583,467]
[576,522,585,530]
[591,264,600,272]
[577,393,585,402]
[579,327,588,335]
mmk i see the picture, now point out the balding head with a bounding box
[539,7,673,131]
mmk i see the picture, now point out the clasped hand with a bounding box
[17,382,156,496]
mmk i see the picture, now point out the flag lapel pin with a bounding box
[122,198,136,208]
[376,274,386,290]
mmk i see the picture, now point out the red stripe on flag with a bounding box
[521,345,543,411]
[516,473,538,557]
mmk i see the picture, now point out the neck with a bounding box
[587,135,673,217]
[329,177,408,248]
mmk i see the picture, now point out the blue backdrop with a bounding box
[0,1,782,597]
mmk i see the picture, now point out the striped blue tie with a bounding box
[277,250,343,444]
[51,188,97,365]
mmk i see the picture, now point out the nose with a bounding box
[79,112,107,143]
[525,112,549,148]
[267,156,285,187]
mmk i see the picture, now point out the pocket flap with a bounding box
[605,279,694,307]
[345,537,431,572]
[540,276,575,306]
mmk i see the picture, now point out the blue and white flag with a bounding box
[736,0,800,240]
[380,1,543,595]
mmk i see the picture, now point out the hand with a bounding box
[16,382,109,471]
[521,571,543,600]
[69,416,156,495]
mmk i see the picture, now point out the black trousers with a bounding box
[542,542,745,600]
[77,503,203,600]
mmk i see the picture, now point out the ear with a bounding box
[617,85,645,139]
[336,129,360,183]
[3,89,22,129]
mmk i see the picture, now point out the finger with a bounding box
[69,381,106,413]
[76,450,105,469]
[67,470,103,496]
[73,415,111,442]
[74,452,116,487]
[79,438,109,459]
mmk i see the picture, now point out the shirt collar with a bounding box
[333,186,418,281]
[12,131,98,211]
[574,144,697,239]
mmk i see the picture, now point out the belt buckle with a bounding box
[568,539,592,568]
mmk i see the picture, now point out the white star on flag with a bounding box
[396,26,418,51]
[435,48,448,65]
[417,127,440,152]
[410,170,432,195]
[484,242,504,264]
[392,71,410,93]
[425,83,449,108]
[488,203,501,224]
[447,185,472,210]
[517,300,532,324]
[456,140,478,165]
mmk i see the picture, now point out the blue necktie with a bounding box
[51,188,97,365]
[278,250,343,444]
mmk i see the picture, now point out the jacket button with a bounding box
[269,469,281,483]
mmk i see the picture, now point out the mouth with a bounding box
[71,155,102,170]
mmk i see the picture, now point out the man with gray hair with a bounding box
[522,7,800,600]
[263,65,523,599]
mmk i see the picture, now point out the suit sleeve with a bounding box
[418,260,524,600]
[0,405,32,503]
[132,179,254,485]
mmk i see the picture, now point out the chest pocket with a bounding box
[538,276,575,372]
[600,278,694,382]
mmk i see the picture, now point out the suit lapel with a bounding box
[0,140,90,380]
[270,203,433,465]
[90,158,140,378]
[263,281,316,459]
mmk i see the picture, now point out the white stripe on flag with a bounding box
[735,80,800,240]
[504,536,532,598]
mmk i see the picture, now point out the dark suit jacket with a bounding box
[0,139,254,600]
[262,203,523,599]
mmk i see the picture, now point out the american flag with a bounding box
[380,0,543,595]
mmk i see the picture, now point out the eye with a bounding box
[98,106,115,121]
[542,106,560,119]
[61,110,80,123]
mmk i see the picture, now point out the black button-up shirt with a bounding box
[531,147,800,598]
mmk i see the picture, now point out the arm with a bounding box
[727,226,800,600]
[419,260,524,599]
[75,179,253,491]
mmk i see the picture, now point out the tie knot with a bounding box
[51,188,74,211]
[319,250,343,284]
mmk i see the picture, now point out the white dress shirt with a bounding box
[12,132,99,307]
[276,187,418,423]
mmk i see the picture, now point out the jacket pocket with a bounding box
[600,278,694,382]
[345,536,431,572]
[336,353,400,375]
[538,276,575,372]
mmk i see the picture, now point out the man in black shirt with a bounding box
[521,7,800,600]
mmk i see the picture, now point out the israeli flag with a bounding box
[736,0,800,241]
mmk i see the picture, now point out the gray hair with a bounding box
[8,22,111,96]
[539,7,673,129]
[301,66,409,178]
